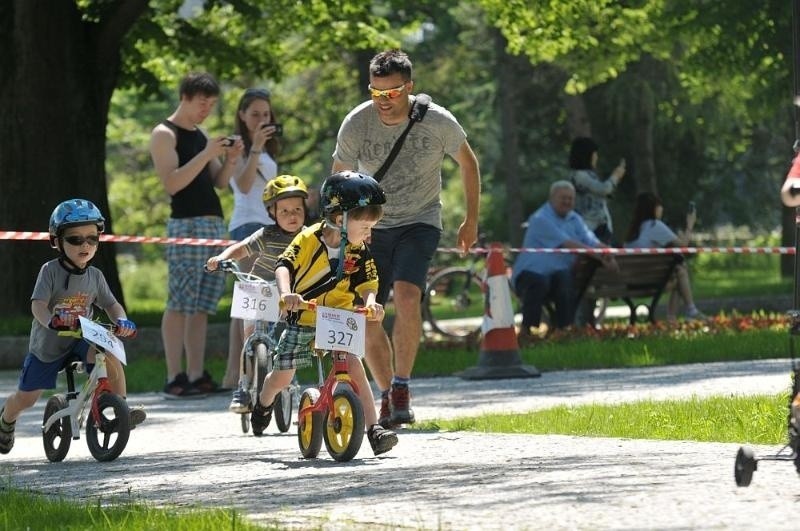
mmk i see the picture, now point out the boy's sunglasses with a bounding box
[367,83,407,99]
[63,235,100,247]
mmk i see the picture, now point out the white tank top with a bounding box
[229,151,278,231]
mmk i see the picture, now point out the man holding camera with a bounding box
[332,50,481,427]
[149,71,243,398]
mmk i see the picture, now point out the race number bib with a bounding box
[314,306,366,356]
[230,280,281,322]
[78,316,127,365]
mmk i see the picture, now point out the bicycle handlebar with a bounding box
[279,298,376,319]
[56,322,132,338]
[206,259,271,284]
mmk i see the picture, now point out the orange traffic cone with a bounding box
[458,242,540,380]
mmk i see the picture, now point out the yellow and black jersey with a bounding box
[276,221,378,327]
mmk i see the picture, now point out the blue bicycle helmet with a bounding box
[49,199,105,247]
[320,171,386,215]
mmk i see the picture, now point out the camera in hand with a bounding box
[223,136,237,147]
[261,122,283,137]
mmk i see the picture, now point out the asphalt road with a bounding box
[1,359,799,530]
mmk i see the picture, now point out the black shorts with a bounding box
[369,223,442,304]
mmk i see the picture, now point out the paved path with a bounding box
[1,359,799,529]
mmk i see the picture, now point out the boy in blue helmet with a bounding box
[0,199,143,455]
[249,171,398,455]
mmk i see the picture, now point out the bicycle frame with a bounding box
[41,350,113,439]
[301,350,361,419]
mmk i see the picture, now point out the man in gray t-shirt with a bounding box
[332,49,481,427]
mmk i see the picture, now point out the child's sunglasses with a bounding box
[63,235,100,247]
[367,83,407,99]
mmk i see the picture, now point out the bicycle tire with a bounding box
[274,387,293,433]
[86,392,130,462]
[423,266,484,339]
[323,385,364,462]
[42,394,72,462]
[248,341,272,435]
[297,388,323,458]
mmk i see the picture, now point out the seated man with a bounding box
[512,180,611,340]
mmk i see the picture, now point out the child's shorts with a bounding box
[18,340,91,392]
[274,325,317,370]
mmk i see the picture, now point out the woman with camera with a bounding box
[221,88,284,389]
[624,192,705,322]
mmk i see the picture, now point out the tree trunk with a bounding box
[0,1,146,317]
[494,30,525,245]
[564,93,592,139]
[782,205,797,279]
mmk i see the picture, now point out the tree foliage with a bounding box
[4,0,798,320]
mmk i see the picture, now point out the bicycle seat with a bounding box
[59,353,84,374]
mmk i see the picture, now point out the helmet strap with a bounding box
[336,211,348,281]
[57,252,89,290]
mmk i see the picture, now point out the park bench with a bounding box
[572,253,683,324]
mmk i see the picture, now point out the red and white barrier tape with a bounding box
[0,231,794,255]
[436,246,797,255]
[0,231,235,247]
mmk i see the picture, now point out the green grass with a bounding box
[416,393,790,445]
[693,265,792,299]
[0,487,265,531]
[116,328,789,393]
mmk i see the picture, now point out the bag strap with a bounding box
[372,94,431,182]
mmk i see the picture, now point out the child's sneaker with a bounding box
[250,399,273,436]
[129,407,147,429]
[367,424,398,456]
[378,390,392,428]
[389,383,415,425]
[229,387,251,414]
[0,408,15,455]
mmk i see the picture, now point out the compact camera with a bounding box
[222,136,238,147]
[261,123,283,137]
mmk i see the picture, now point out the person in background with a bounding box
[221,88,283,390]
[624,192,705,321]
[0,199,143,455]
[569,137,626,243]
[332,49,480,427]
[149,72,242,398]
[512,181,614,342]
[206,175,308,414]
[569,137,626,326]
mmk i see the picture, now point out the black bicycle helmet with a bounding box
[320,171,386,215]
[48,199,105,247]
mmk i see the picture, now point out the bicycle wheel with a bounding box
[297,388,323,458]
[274,387,293,433]
[323,386,364,462]
[42,394,72,462]
[249,341,271,436]
[86,392,130,462]
[424,267,484,339]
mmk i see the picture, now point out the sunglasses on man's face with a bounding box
[367,83,407,99]
[63,235,100,247]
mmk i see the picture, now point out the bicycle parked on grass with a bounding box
[41,318,133,462]
[209,259,296,435]
[295,301,370,462]
[423,242,608,340]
